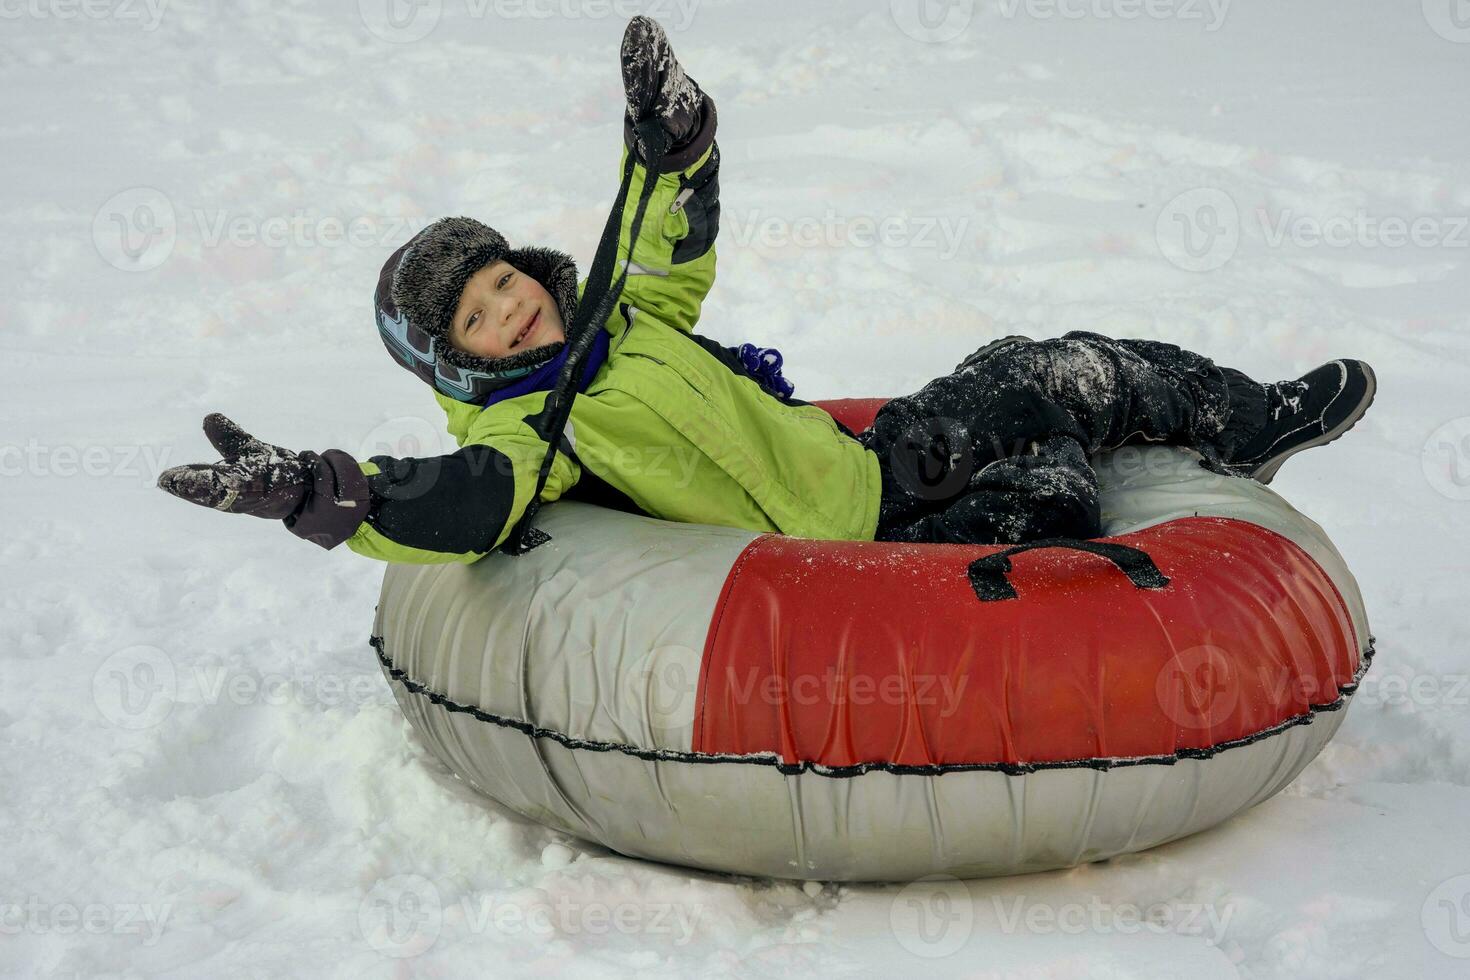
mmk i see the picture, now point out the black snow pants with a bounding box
[854,330,1268,544]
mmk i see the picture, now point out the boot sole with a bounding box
[1250,360,1377,485]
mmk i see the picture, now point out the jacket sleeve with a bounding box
[615,125,721,335]
[341,423,580,566]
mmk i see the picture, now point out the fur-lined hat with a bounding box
[375,217,580,402]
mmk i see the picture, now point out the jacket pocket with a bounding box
[619,351,712,405]
[611,308,714,394]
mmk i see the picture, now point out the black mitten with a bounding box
[621,15,716,171]
[157,414,369,550]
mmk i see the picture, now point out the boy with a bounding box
[159,18,1376,557]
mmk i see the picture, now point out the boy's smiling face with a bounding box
[448,259,566,359]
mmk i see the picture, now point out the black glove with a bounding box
[157,414,370,550]
[621,15,716,172]
[158,414,310,517]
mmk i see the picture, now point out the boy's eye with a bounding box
[497,272,513,289]
[466,312,480,331]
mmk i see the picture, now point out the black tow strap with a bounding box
[967,538,1170,602]
[500,118,671,556]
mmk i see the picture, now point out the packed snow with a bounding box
[3,1,1468,976]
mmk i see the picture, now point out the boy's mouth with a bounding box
[509,309,540,350]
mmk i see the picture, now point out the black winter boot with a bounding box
[1222,359,1377,484]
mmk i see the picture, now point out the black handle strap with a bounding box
[967,537,1170,602]
[500,119,671,556]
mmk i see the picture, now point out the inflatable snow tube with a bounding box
[369,399,1372,881]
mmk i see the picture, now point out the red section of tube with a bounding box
[692,516,1360,767]
[816,397,886,435]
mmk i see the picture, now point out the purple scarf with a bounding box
[482,331,795,410]
[481,328,611,410]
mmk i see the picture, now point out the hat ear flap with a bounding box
[376,240,450,391]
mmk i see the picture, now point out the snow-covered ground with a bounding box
[4,1,1468,976]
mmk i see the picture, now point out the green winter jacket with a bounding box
[345,142,882,565]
